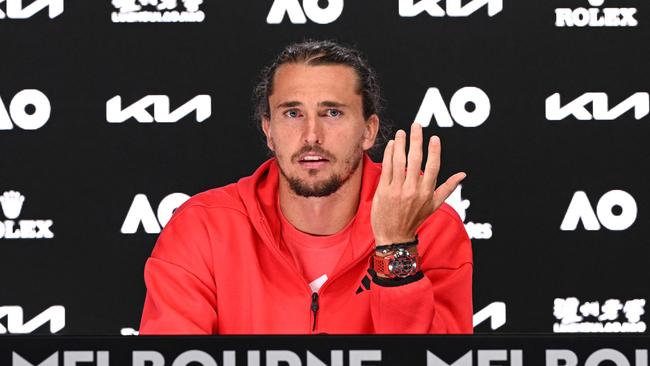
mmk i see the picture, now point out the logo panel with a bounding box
[0,190,54,239]
[111,0,205,23]
[415,87,490,128]
[121,193,190,234]
[554,297,646,333]
[555,0,637,27]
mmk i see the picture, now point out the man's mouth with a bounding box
[297,154,330,168]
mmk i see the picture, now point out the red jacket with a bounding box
[139,155,473,334]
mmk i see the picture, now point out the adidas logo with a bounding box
[355,270,372,294]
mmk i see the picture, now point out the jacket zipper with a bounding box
[311,292,319,331]
[259,217,375,333]
[259,217,318,332]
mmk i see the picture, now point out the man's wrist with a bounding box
[375,236,419,255]
[374,235,417,247]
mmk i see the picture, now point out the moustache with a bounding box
[291,145,335,162]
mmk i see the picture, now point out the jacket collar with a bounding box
[237,154,380,263]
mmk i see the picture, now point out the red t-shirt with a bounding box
[278,205,353,293]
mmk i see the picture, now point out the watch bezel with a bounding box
[387,248,418,278]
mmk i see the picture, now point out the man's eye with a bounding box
[285,110,300,118]
[326,109,342,117]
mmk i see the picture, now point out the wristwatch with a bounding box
[370,247,421,279]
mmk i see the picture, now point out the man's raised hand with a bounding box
[371,122,466,246]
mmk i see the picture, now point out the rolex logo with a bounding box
[0,189,54,239]
[0,190,25,219]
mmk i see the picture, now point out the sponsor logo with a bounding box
[0,90,51,130]
[399,0,502,18]
[0,190,54,239]
[415,87,490,128]
[561,190,637,231]
[546,92,649,121]
[355,270,373,294]
[106,95,211,123]
[445,185,492,239]
[111,0,205,23]
[0,305,64,334]
[554,297,645,333]
[473,302,506,330]
[555,0,637,27]
[267,0,343,24]
[121,193,190,234]
[0,0,63,19]
[121,327,139,336]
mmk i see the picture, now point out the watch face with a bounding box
[388,249,417,278]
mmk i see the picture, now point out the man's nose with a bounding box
[302,114,323,145]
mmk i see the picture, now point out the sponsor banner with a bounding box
[121,193,190,234]
[111,0,205,23]
[546,93,649,121]
[561,190,637,231]
[0,90,51,131]
[555,0,638,27]
[554,297,646,333]
[0,0,64,20]
[415,87,490,128]
[0,306,65,334]
[267,0,344,24]
[473,302,506,331]
[445,185,493,240]
[399,0,503,18]
[0,191,54,240]
[106,95,211,123]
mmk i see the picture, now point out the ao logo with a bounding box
[0,306,64,334]
[473,302,506,330]
[121,193,190,234]
[0,90,51,130]
[400,0,502,17]
[415,87,490,128]
[561,190,637,231]
[546,92,649,121]
[106,95,211,123]
[266,0,343,24]
[0,0,63,19]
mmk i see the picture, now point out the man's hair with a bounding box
[252,40,391,154]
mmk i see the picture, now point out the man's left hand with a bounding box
[371,122,466,246]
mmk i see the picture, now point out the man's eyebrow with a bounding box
[274,101,349,109]
[318,101,348,108]
[275,101,303,109]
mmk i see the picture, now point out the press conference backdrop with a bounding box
[0,0,648,335]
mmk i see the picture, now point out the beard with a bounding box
[276,142,364,198]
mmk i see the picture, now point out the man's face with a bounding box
[263,63,379,197]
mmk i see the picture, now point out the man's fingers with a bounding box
[392,130,407,186]
[405,122,423,187]
[433,172,467,206]
[379,140,394,186]
[422,136,441,190]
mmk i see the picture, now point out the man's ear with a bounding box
[362,114,380,151]
[262,117,274,151]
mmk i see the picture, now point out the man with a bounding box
[139,40,472,334]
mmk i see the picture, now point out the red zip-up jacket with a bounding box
[139,155,473,334]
